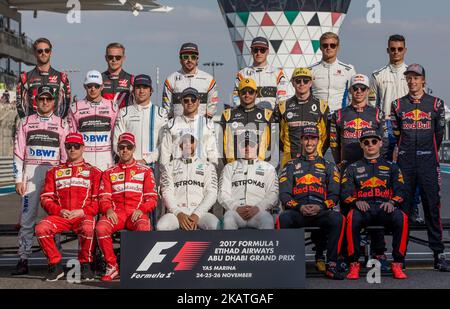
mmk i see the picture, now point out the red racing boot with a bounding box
[101,264,119,281]
[346,262,360,280]
[391,262,407,279]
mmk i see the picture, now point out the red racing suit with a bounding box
[16,66,71,118]
[96,160,157,266]
[36,161,102,265]
[101,70,134,108]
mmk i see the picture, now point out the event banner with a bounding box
[120,229,305,289]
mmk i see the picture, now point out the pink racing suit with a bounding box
[13,113,69,260]
[67,98,119,171]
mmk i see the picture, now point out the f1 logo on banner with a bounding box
[121,230,305,289]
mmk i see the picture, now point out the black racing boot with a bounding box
[11,259,28,276]
[46,263,65,282]
[81,263,95,281]
[434,253,450,272]
[325,262,345,280]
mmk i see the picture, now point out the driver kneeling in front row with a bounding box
[157,131,219,231]
[277,125,345,280]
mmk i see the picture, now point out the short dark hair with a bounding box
[33,38,52,50]
[388,34,406,45]
[105,42,125,54]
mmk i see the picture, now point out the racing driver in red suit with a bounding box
[36,133,102,282]
[95,133,158,281]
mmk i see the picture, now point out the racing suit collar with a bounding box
[182,113,199,122]
[299,154,320,161]
[364,156,381,164]
[65,160,86,167]
[118,159,137,169]
[321,58,338,68]
[105,69,124,79]
[350,103,368,113]
[408,93,425,103]
[389,62,405,73]
[180,67,198,77]
[134,101,151,110]
[294,94,312,103]
[240,158,257,165]
[252,64,269,72]
[182,156,198,164]
[36,112,54,120]
[238,104,256,112]
[36,65,53,75]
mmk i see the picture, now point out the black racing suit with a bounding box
[219,105,273,164]
[16,66,71,118]
[341,157,408,262]
[330,104,388,168]
[390,93,446,254]
[273,95,329,168]
[101,70,134,108]
[278,155,344,263]
[330,103,389,256]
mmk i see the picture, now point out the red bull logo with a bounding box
[296,174,322,186]
[360,177,387,189]
[344,118,373,130]
[403,110,431,122]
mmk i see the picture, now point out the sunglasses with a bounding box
[36,48,51,54]
[118,144,134,151]
[182,97,198,104]
[180,54,198,61]
[252,48,267,54]
[240,89,256,95]
[86,84,101,89]
[294,77,311,85]
[362,139,379,146]
[352,85,368,92]
[107,55,123,61]
[389,47,404,53]
[321,43,337,49]
[65,143,81,150]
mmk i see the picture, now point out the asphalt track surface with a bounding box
[0,174,450,289]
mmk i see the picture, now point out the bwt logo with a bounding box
[83,134,108,143]
[136,241,210,272]
[29,148,56,157]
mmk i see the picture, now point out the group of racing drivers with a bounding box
[10,32,449,282]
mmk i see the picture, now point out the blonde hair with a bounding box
[105,42,125,54]
[320,32,340,45]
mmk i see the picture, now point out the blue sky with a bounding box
[21,0,450,107]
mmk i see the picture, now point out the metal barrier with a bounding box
[0,156,13,186]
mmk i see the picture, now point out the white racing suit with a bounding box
[159,114,219,168]
[369,63,409,118]
[157,157,219,230]
[232,65,288,110]
[309,59,356,113]
[218,159,278,229]
[13,113,69,259]
[162,69,219,118]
